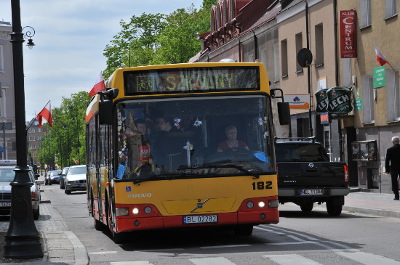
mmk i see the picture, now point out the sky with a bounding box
[1,0,204,121]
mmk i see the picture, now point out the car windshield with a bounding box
[276,143,330,162]
[51,170,62,176]
[0,168,15,182]
[112,95,275,181]
[68,166,86,175]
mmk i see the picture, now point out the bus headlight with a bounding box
[268,199,279,208]
[132,208,139,215]
[258,201,266,208]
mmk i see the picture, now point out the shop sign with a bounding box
[355,98,362,111]
[283,94,310,110]
[327,87,353,114]
[373,66,386,88]
[340,10,357,58]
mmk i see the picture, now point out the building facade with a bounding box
[0,21,16,160]
[193,0,399,193]
[27,120,48,166]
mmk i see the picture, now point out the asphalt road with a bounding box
[42,184,400,265]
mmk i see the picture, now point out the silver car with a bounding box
[65,165,86,194]
[0,166,43,220]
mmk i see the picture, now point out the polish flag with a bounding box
[89,71,106,97]
[37,101,53,128]
[372,42,389,66]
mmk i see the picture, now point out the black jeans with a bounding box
[390,171,400,198]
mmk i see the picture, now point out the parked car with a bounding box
[65,165,86,195]
[0,166,43,220]
[45,170,62,185]
[59,167,70,189]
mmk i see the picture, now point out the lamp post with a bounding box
[4,0,43,259]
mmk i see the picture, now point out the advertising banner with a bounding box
[340,10,357,58]
[327,87,353,114]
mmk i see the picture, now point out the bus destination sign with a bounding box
[124,67,260,95]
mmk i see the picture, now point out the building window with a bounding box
[315,23,324,67]
[360,0,371,28]
[362,74,374,124]
[385,0,398,19]
[0,45,4,71]
[386,68,400,122]
[281,39,288,78]
[295,33,303,73]
[273,41,280,82]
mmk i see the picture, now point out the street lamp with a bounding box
[22,26,35,49]
[4,0,43,259]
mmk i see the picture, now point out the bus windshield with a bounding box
[116,95,275,180]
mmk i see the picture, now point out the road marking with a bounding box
[254,226,285,234]
[200,244,251,249]
[267,241,318,246]
[190,257,236,265]
[337,252,400,265]
[110,261,153,265]
[264,254,322,265]
[89,251,118,255]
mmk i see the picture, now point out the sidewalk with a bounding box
[0,190,89,264]
[343,189,400,218]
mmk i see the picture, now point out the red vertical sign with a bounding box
[340,10,357,58]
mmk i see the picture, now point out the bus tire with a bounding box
[94,218,105,231]
[234,224,253,236]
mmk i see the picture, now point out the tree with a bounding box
[103,13,165,78]
[38,91,90,168]
[103,1,216,78]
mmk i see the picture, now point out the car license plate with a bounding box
[299,189,324,195]
[183,215,218,224]
[0,202,11,207]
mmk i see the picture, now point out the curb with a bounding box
[65,231,89,265]
[343,205,400,218]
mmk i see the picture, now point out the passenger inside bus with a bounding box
[217,125,249,152]
[152,117,186,170]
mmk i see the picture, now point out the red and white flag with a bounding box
[36,101,53,128]
[89,71,106,97]
[372,42,389,66]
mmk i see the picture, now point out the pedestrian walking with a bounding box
[385,136,400,200]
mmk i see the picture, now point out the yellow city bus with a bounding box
[86,62,290,243]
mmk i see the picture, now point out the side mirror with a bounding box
[271,88,291,125]
[35,174,40,180]
[98,88,119,125]
[99,99,113,125]
[277,102,291,125]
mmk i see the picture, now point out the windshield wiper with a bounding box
[180,160,260,178]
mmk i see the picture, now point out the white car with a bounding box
[0,165,43,220]
[65,165,86,194]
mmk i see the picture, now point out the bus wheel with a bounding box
[94,218,105,231]
[234,225,253,236]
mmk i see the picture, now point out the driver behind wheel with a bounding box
[217,125,249,152]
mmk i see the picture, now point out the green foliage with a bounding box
[37,91,91,168]
[103,1,217,78]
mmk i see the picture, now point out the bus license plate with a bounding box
[0,202,11,207]
[183,215,218,224]
[299,189,324,195]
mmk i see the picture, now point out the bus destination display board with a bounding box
[124,66,260,95]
